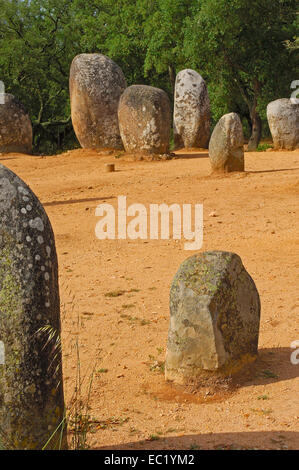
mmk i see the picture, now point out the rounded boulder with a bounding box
[209,112,244,173]
[173,69,210,149]
[267,98,299,150]
[118,85,171,155]
[0,94,32,154]
[70,53,127,149]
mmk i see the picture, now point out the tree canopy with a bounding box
[0,0,297,153]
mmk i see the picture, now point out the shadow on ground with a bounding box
[43,196,115,207]
[94,348,298,450]
[174,152,209,159]
[234,347,298,388]
[247,168,299,174]
[137,347,298,408]
[0,156,18,162]
[95,431,298,450]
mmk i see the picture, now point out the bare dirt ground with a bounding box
[1,147,298,450]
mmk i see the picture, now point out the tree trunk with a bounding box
[233,75,262,151]
[168,65,176,94]
[247,110,262,151]
[247,79,262,151]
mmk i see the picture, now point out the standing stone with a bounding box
[0,94,32,154]
[0,165,66,449]
[118,85,171,155]
[70,53,127,149]
[267,98,299,150]
[173,69,210,149]
[209,113,244,173]
[165,251,260,385]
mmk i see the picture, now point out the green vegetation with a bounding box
[256,143,273,152]
[257,395,270,400]
[261,369,279,379]
[97,368,109,374]
[104,289,126,297]
[148,433,160,441]
[0,0,297,153]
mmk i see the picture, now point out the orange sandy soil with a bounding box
[1,147,298,450]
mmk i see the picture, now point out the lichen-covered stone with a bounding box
[0,94,32,154]
[173,69,210,149]
[0,165,66,449]
[209,113,244,173]
[267,98,299,150]
[70,53,127,149]
[118,85,171,154]
[165,251,260,384]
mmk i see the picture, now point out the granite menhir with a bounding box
[0,165,66,449]
[70,53,127,150]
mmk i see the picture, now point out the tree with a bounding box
[71,0,148,85]
[183,0,298,149]
[0,0,83,153]
[0,0,297,153]
[143,0,192,94]
[0,0,151,152]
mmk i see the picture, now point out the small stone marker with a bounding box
[70,53,127,149]
[165,251,261,384]
[0,164,66,449]
[118,85,171,155]
[173,69,210,149]
[105,163,115,173]
[0,94,32,154]
[267,98,299,150]
[209,112,244,173]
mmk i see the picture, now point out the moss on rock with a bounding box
[166,251,261,385]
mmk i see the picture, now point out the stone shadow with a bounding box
[247,168,299,174]
[43,196,115,207]
[233,347,298,388]
[95,430,299,450]
[174,152,209,159]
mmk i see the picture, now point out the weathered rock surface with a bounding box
[0,94,32,154]
[165,251,261,384]
[267,98,299,150]
[173,69,210,149]
[209,113,244,173]
[70,53,127,149]
[0,165,66,449]
[118,85,171,154]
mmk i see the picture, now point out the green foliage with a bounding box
[0,0,297,153]
[183,0,298,144]
[0,0,80,153]
[256,143,273,152]
[143,0,192,92]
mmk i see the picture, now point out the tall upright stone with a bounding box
[70,53,127,149]
[173,69,210,149]
[267,98,299,150]
[0,165,66,449]
[209,113,244,173]
[118,85,171,155]
[0,94,32,154]
[165,251,261,385]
